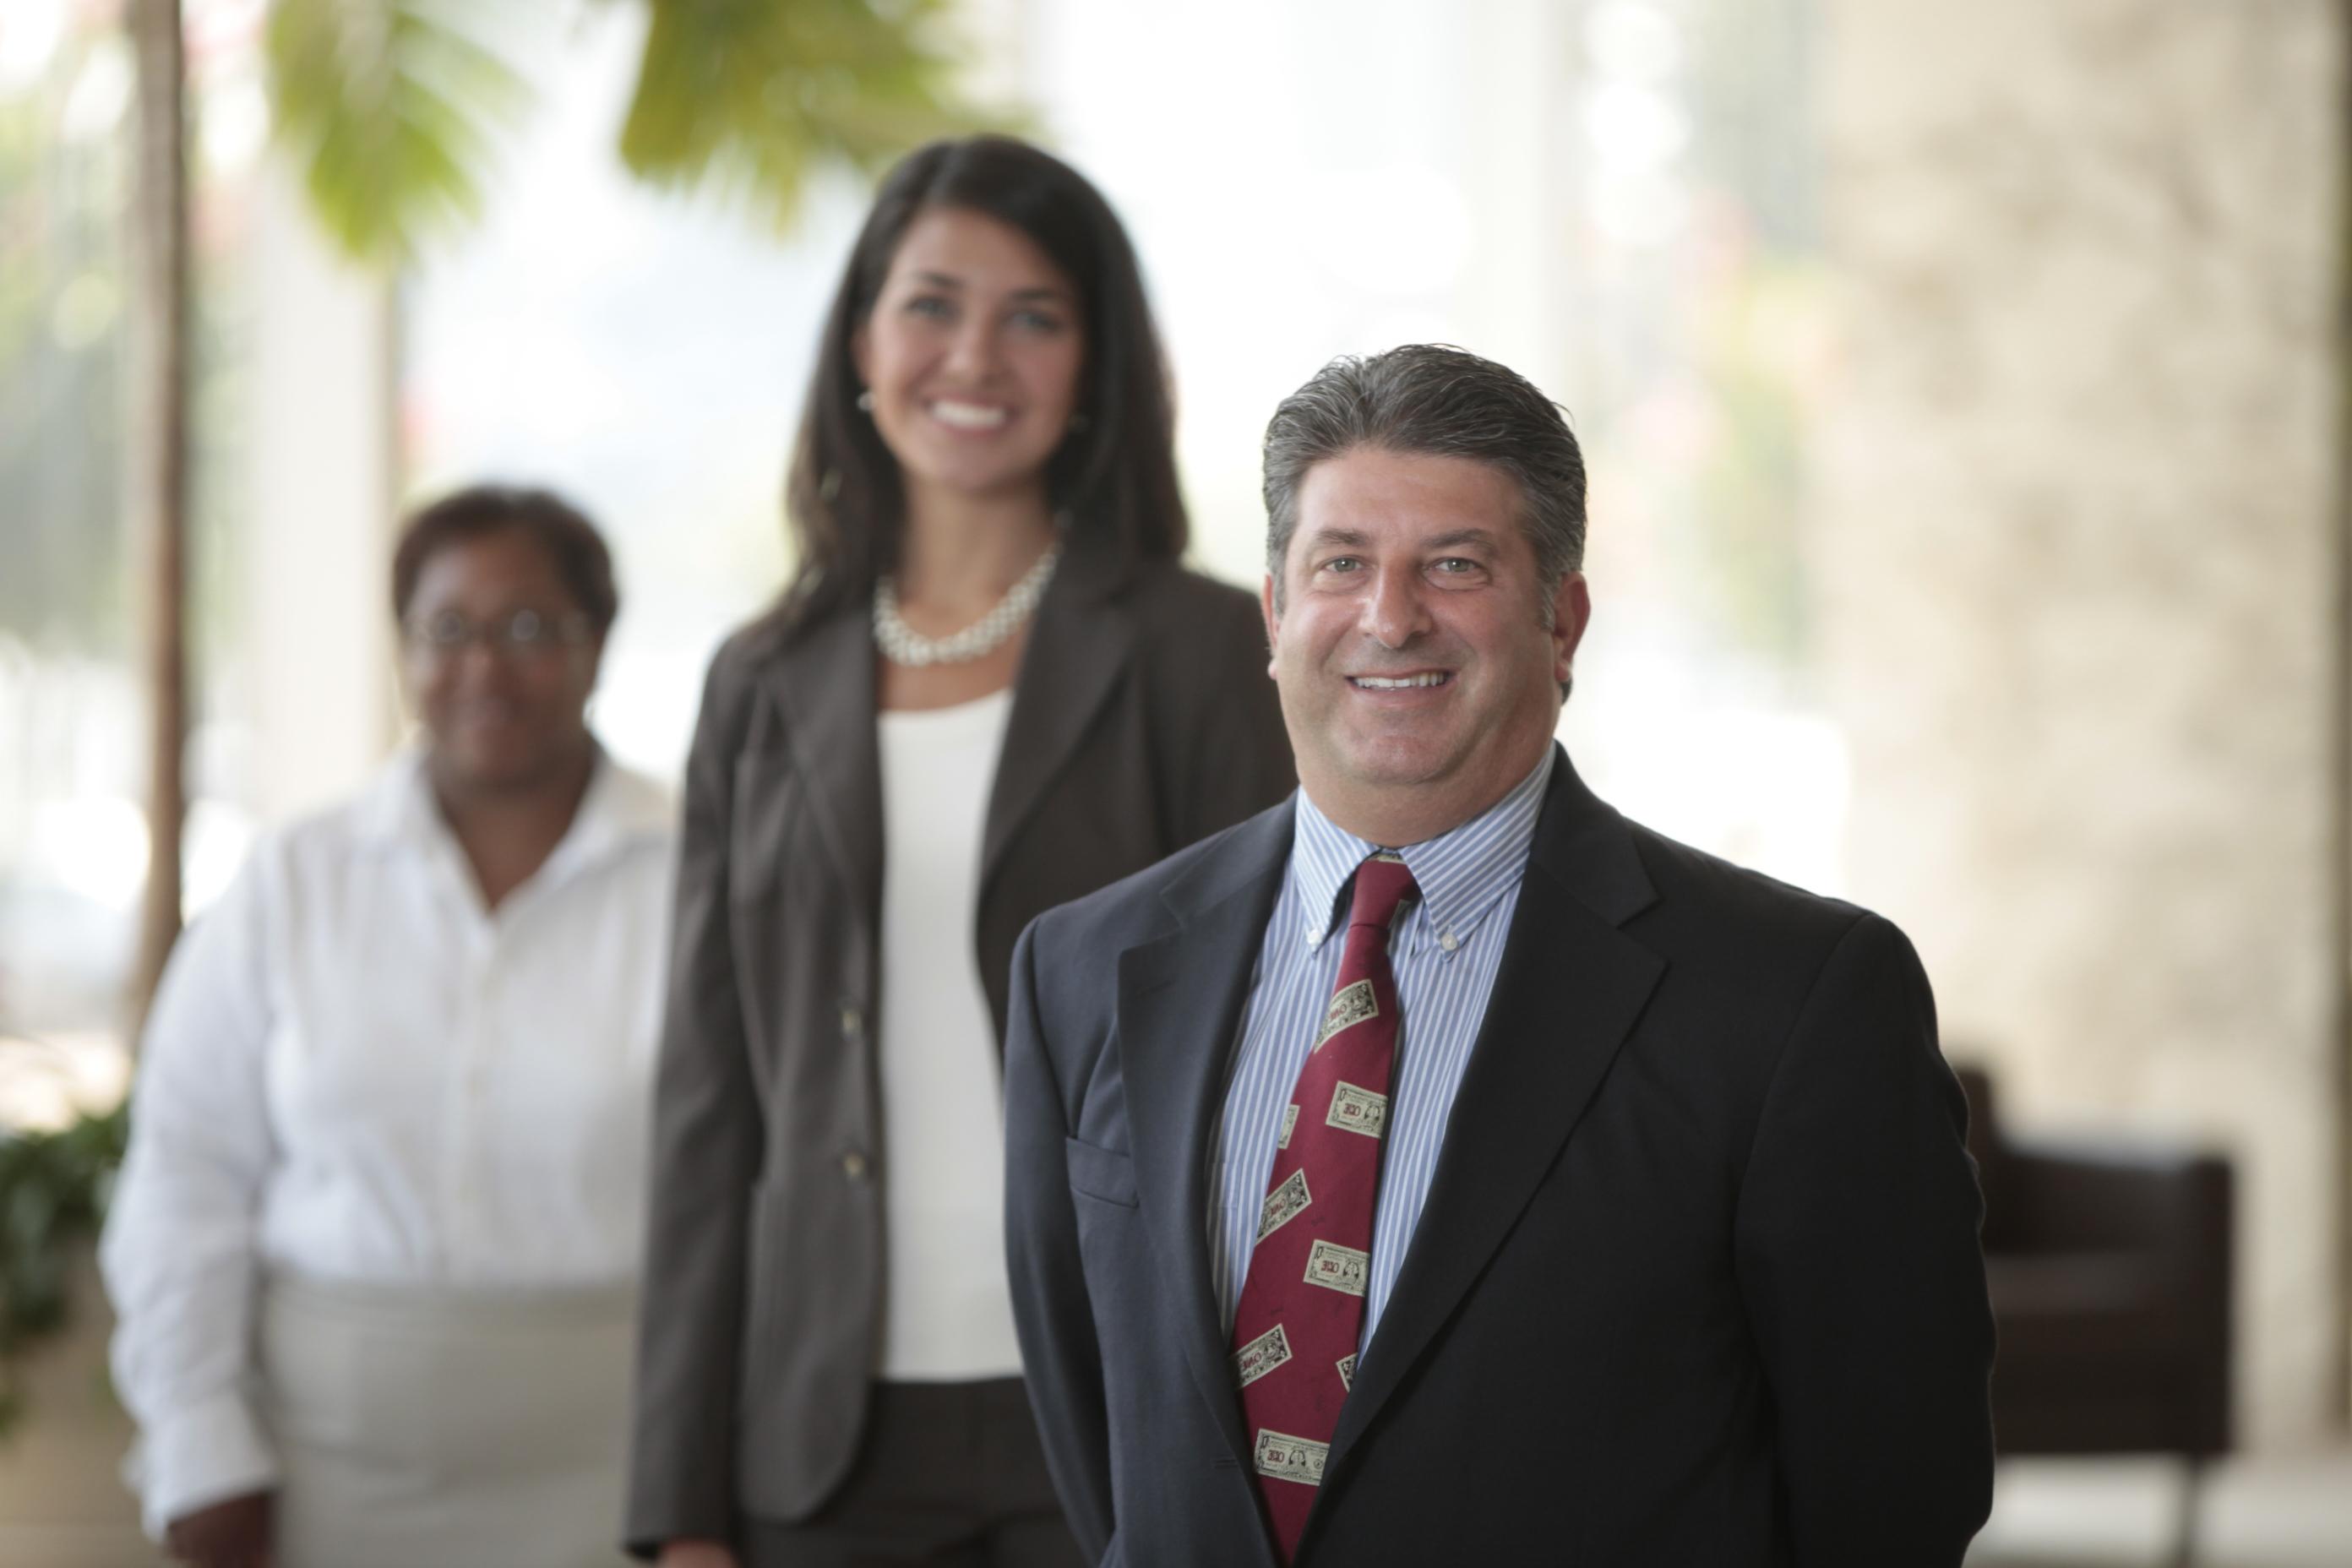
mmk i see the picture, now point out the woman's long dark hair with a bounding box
[780,135,1187,627]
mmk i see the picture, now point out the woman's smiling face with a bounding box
[852,205,1086,509]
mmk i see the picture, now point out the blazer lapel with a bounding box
[1115,803,1295,1474]
[753,536,1133,938]
[983,536,1137,893]
[756,606,884,930]
[1322,756,1665,1484]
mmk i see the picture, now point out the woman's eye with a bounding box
[905,295,954,321]
[1010,308,1067,334]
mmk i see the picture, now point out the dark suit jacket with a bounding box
[1004,749,1995,1567]
[624,535,1294,1554]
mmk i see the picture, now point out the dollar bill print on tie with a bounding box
[1303,1239,1370,1296]
[1258,1168,1312,1241]
[1253,1428,1329,1488]
[1326,1081,1388,1139]
[1336,1353,1357,1391]
[1233,1323,1294,1389]
[1312,978,1378,1051]
[1277,1102,1299,1149]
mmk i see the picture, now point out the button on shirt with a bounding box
[1206,750,1554,1354]
[99,749,675,1535]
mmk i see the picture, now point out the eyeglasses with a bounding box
[403,608,593,661]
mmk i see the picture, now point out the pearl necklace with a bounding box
[873,542,1062,667]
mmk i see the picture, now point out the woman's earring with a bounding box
[856,389,874,412]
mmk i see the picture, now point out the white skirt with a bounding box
[259,1272,637,1568]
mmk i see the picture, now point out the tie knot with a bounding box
[1348,852,1419,931]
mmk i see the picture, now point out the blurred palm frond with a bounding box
[615,0,1007,231]
[264,0,531,264]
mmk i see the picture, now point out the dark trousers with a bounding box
[740,1379,1086,1568]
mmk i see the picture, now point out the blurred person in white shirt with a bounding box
[101,485,676,1568]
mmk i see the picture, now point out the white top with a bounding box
[874,689,1026,1380]
[98,749,676,1535]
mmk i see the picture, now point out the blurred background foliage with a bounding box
[0,1103,127,1438]
[0,45,131,656]
[264,0,999,264]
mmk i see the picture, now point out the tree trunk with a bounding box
[128,0,189,1037]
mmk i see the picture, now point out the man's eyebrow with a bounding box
[1299,526,1502,553]
[1299,527,1375,552]
[1422,528,1502,552]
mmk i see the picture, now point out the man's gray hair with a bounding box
[1262,345,1587,612]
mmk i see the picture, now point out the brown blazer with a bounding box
[623,535,1295,1553]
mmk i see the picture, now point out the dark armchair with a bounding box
[1955,1064,2233,1565]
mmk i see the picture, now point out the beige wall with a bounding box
[1814,0,2345,1443]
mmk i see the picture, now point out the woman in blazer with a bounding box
[626,136,1293,1568]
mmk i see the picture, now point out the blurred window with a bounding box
[0,0,264,1125]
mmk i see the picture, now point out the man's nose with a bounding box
[1364,567,1434,649]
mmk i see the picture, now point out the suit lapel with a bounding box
[982,536,1136,893]
[1321,757,1664,1484]
[751,541,1132,942]
[755,606,884,931]
[1116,804,1295,1474]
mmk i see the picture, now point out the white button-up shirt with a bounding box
[99,749,675,1533]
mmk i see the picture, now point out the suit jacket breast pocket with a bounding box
[1065,1136,1139,1208]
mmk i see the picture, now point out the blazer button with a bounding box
[841,1151,868,1181]
[840,1003,863,1040]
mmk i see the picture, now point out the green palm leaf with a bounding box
[264,0,531,264]
[616,0,1007,230]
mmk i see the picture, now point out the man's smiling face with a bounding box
[1263,444,1588,846]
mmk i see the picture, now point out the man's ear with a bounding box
[1260,574,1282,678]
[1551,570,1591,684]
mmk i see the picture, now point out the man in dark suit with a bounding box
[1003,344,1995,1566]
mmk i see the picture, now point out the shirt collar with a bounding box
[353,743,673,885]
[1289,747,1556,952]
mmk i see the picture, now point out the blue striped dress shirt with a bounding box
[1205,749,1555,1359]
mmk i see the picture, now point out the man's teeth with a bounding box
[931,400,1010,430]
[1352,673,1449,689]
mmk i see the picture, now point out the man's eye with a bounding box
[1431,558,1482,577]
[1320,557,1363,574]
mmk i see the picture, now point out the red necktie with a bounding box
[1230,852,1418,1562]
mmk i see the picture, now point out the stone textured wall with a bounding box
[1814,0,2344,1443]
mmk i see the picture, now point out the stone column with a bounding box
[1813,0,2345,1443]
[236,156,400,825]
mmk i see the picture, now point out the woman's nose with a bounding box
[945,318,999,378]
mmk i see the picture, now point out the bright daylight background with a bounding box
[4,0,2349,1563]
